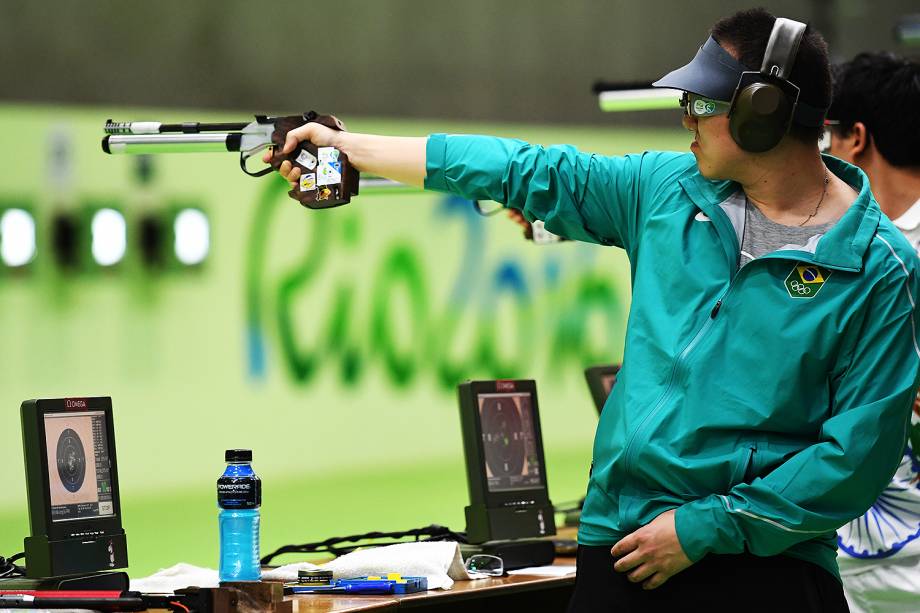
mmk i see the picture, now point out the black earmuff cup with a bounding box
[728,71,800,152]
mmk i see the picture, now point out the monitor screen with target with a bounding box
[44,410,115,522]
[478,391,543,493]
[458,380,554,540]
[20,397,127,577]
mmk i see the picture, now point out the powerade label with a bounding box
[217,476,261,509]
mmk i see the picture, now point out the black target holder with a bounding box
[19,397,128,580]
[457,380,556,544]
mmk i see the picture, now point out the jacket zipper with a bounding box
[621,303,720,474]
[621,256,743,475]
[710,300,722,318]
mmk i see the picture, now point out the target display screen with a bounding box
[44,411,115,522]
[478,392,542,492]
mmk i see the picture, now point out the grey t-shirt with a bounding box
[739,198,836,267]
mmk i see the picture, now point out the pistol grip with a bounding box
[269,113,359,210]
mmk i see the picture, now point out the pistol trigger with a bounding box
[240,151,274,177]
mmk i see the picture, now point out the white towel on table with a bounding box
[262,541,485,590]
[130,562,220,592]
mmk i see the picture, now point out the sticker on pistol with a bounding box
[300,173,316,192]
[317,147,336,165]
[296,150,317,170]
[317,161,342,186]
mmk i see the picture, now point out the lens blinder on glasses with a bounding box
[681,92,731,118]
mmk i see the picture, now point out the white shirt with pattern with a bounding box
[838,198,920,612]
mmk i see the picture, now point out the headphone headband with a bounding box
[725,16,811,152]
[761,18,806,80]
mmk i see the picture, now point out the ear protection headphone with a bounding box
[728,18,807,153]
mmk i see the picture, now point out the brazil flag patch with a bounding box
[784,264,831,299]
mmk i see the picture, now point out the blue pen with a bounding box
[286,576,428,595]
[288,582,391,595]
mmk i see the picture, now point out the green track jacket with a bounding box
[424,134,920,579]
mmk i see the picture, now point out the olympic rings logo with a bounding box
[789,280,813,295]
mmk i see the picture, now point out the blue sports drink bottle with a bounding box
[217,449,261,582]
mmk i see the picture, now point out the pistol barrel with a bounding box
[102,133,240,154]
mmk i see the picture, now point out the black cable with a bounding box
[261,524,467,565]
[0,552,25,578]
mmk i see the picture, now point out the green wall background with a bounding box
[0,104,689,575]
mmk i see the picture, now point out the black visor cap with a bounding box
[652,36,747,102]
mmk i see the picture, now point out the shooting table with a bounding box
[285,556,576,612]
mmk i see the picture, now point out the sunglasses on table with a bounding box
[464,554,504,576]
[679,92,732,117]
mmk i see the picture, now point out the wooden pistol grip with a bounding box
[269,113,359,209]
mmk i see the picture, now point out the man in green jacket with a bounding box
[267,8,919,610]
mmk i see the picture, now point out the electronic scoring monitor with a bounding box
[20,397,128,578]
[584,364,620,414]
[458,380,555,543]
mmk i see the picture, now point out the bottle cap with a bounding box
[225,449,252,462]
[297,570,333,584]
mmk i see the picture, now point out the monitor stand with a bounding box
[464,502,555,543]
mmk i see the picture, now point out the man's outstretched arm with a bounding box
[262,122,427,188]
[267,122,695,254]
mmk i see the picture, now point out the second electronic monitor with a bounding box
[584,364,620,414]
[458,380,555,543]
